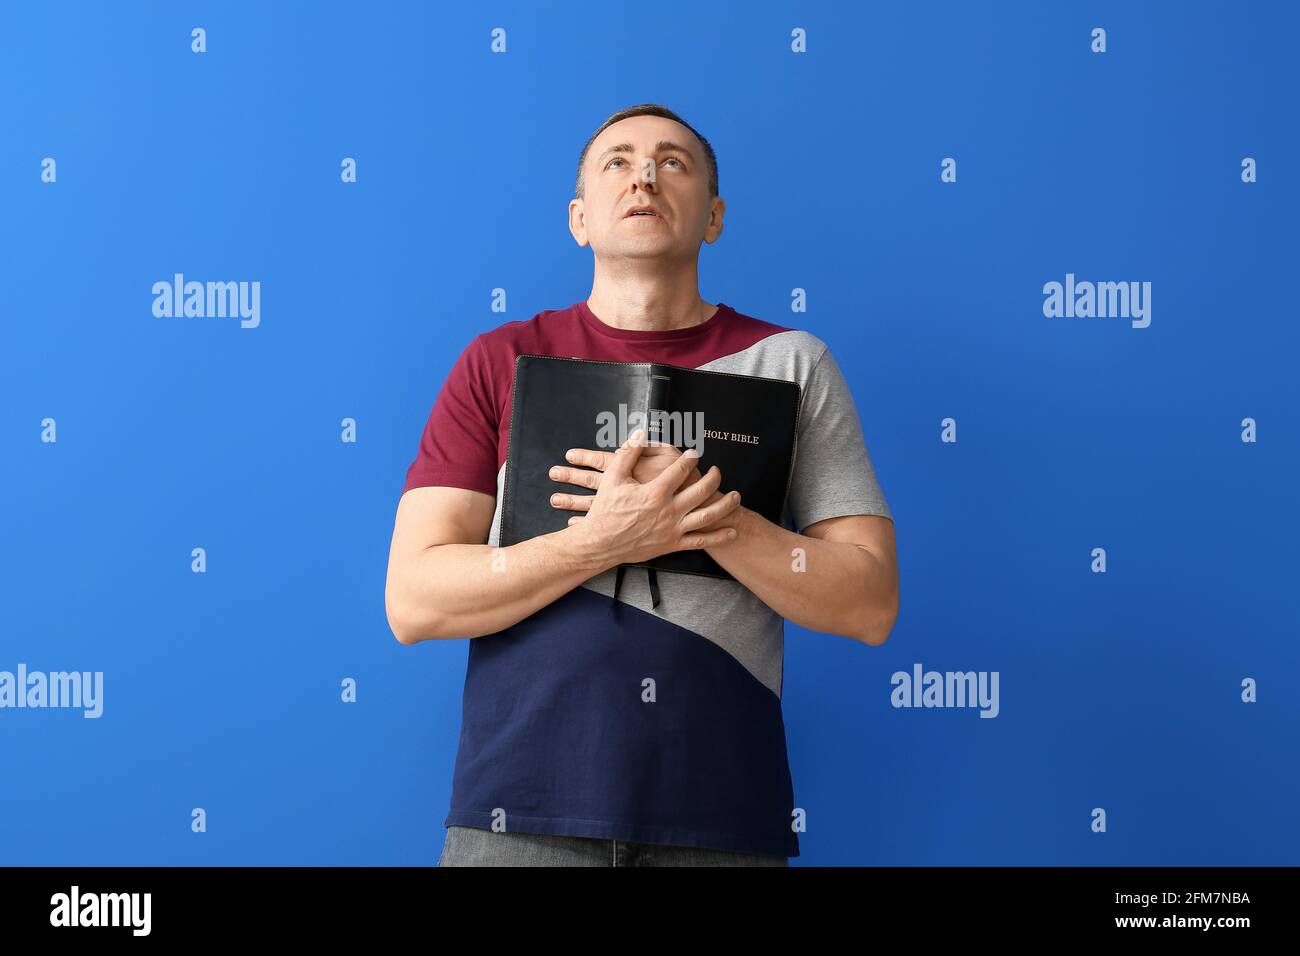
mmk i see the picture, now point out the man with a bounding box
[385,104,899,867]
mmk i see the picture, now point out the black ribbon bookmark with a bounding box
[612,565,661,610]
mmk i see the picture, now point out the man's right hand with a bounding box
[564,429,741,568]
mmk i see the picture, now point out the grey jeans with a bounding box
[437,824,789,867]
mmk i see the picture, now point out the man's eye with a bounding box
[607,157,683,169]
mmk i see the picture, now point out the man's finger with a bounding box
[550,491,593,512]
[604,428,647,482]
[549,464,600,491]
[680,489,740,532]
[650,446,703,494]
[679,527,738,549]
[673,463,722,511]
[564,448,613,471]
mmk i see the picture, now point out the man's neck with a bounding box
[586,268,717,332]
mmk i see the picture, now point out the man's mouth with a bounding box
[624,206,662,219]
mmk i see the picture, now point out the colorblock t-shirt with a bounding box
[400,299,893,857]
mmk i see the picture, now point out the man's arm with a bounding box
[385,434,740,644]
[550,436,899,645]
[708,342,897,645]
[550,453,899,646]
[385,486,608,644]
[703,508,899,646]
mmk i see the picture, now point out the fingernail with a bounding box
[683,448,700,459]
[548,466,560,478]
[727,528,737,539]
[565,450,577,461]
[550,494,561,504]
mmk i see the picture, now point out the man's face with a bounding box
[569,114,724,261]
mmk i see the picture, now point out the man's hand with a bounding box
[552,430,741,567]
[554,439,702,489]
[549,438,738,534]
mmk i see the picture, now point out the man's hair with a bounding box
[574,103,718,200]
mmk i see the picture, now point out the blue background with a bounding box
[1,0,1296,865]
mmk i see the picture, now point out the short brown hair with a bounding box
[574,103,718,200]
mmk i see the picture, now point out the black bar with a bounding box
[0,865,1284,940]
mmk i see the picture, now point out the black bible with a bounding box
[499,354,803,580]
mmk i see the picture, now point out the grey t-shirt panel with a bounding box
[698,330,893,533]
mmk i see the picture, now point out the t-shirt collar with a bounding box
[575,298,731,341]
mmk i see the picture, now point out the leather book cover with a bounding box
[499,354,802,580]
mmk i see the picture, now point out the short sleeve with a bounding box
[401,334,501,499]
[784,345,893,533]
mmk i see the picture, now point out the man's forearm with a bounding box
[390,527,614,643]
[705,506,898,645]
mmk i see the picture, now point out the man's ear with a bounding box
[704,196,726,245]
[568,197,589,247]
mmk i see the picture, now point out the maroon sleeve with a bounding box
[400,334,501,498]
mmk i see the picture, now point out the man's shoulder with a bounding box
[697,306,830,386]
[465,304,582,363]
[717,304,830,361]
